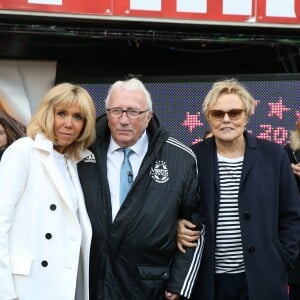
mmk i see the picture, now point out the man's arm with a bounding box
[166,158,205,299]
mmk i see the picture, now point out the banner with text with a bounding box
[0,0,299,26]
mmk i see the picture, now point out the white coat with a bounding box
[0,133,92,300]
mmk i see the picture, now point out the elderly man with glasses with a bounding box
[78,78,204,300]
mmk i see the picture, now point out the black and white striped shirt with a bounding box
[215,154,245,274]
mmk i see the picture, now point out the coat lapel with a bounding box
[200,140,218,232]
[42,155,76,213]
[33,133,81,215]
[240,132,257,186]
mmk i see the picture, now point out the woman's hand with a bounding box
[177,218,201,253]
[165,291,180,300]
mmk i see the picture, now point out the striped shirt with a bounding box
[215,154,245,274]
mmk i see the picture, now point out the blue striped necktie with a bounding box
[119,148,133,204]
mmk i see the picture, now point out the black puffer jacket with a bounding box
[78,114,204,300]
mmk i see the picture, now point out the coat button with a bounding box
[50,204,56,211]
[45,233,52,239]
[244,212,251,220]
[41,260,48,267]
[247,245,255,253]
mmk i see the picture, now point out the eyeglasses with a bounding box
[106,108,149,119]
[208,109,245,121]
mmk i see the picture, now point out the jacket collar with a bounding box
[33,132,93,163]
[32,132,54,154]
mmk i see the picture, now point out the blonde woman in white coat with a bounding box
[0,83,96,300]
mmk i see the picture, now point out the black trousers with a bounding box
[215,272,249,300]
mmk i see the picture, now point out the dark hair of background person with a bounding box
[0,110,26,148]
[0,111,26,162]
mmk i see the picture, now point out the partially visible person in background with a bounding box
[177,78,300,300]
[0,83,96,300]
[285,117,300,300]
[0,110,26,159]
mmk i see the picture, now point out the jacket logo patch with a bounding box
[150,161,169,183]
[83,153,96,163]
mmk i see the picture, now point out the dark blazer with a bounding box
[285,142,300,285]
[190,131,300,300]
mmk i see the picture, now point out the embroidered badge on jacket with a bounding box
[83,153,96,163]
[150,161,169,183]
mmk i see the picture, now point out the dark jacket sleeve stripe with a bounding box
[181,232,205,298]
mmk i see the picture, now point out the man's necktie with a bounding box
[119,148,133,204]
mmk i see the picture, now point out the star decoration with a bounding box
[267,97,290,120]
[192,137,202,145]
[182,112,203,132]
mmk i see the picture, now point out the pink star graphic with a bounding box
[296,111,300,120]
[267,97,290,120]
[192,137,202,145]
[182,112,203,132]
